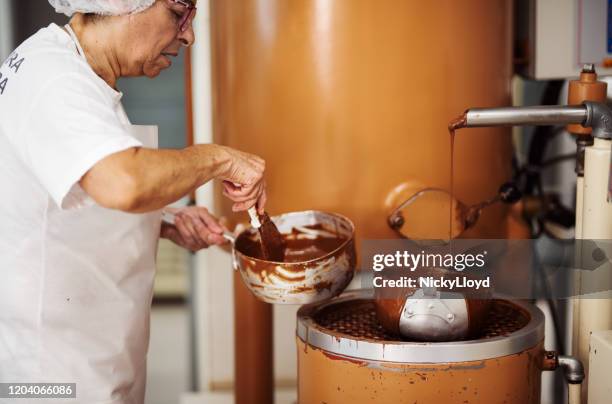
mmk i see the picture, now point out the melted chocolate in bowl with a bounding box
[233,211,357,304]
[236,225,347,263]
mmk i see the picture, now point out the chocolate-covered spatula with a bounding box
[248,208,286,261]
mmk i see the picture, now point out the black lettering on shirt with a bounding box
[9,57,25,73]
[0,51,26,96]
[6,52,17,67]
[0,72,7,95]
[6,52,25,74]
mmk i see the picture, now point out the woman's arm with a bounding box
[80,143,265,213]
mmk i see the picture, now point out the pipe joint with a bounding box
[584,101,612,140]
[558,355,585,384]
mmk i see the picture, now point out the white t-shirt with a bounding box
[0,23,143,208]
[0,24,160,404]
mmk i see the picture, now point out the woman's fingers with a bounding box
[197,208,224,234]
[217,147,268,212]
[192,218,222,246]
[223,180,266,212]
[232,199,261,212]
[166,207,232,251]
[175,214,206,249]
[162,223,187,246]
[184,208,228,247]
[174,215,194,243]
[206,233,227,245]
[223,182,262,203]
[230,182,265,212]
[194,211,227,246]
[223,178,263,197]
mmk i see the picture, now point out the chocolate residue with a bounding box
[466,299,493,338]
[375,295,409,337]
[235,225,347,264]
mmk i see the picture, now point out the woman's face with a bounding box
[123,0,196,78]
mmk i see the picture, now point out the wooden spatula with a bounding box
[248,208,286,261]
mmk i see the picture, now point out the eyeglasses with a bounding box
[169,0,196,32]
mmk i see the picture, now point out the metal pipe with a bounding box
[234,272,274,404]
[465,105,587,127]
[558,355,585,384]
[463,102,612,202]
[558,355,585,404]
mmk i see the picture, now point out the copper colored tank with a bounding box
[297,290,549,404]
[210,0,514,239]
[209,1,514,402]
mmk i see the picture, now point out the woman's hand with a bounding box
[161,206,228,251]
[217,146,267,214]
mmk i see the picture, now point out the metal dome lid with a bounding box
[296,289,544,363]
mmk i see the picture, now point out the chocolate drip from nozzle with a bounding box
[448,114,466,240]
[448,113,468,132]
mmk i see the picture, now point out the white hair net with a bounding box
[48,0,157,17]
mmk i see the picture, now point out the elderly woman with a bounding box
[0,0,266,402]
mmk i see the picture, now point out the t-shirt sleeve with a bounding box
[16,73,143,210]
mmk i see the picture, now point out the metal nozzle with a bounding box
[465,105,588,127]
[461,102,612,202]
[463,102,612,138]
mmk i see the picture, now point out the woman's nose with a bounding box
[178,26,195,47]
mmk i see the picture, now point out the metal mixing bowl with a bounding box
[233,210,356,304]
